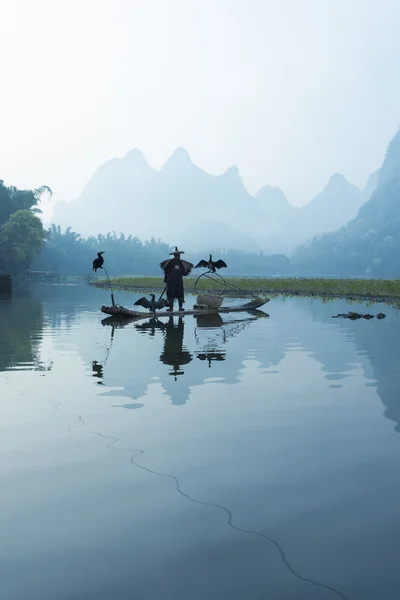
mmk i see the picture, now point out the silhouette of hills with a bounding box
[52,147,376,255]
[294,128,400,276]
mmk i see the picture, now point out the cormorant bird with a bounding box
[134,294,169,312]
[92,251,105,272]
[195,254,227,273]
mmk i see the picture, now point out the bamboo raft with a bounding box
[101,298,269,321]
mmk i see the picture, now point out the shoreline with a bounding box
[91,276,400,306]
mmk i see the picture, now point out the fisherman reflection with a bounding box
[159,316,193,381]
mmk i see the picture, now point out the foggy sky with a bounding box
[1,0,400,220]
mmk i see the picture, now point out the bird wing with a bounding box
[195,259,209,268]
[156,298,169,309]
[134,297,151,308]
[214,259,227,269]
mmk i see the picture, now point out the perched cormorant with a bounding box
[134,294,169,312]
[195,254,227,273]
[92,251,105,272]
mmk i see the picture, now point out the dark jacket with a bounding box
[160,257,193,300]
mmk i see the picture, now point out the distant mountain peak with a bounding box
[256,184,288,201]
[217,165,251,197]
[310,173,361,204]
[124,148,148,163]
[162,147,193,170]
[223,165,239,177]
[325,173,349,188]
[255,185,292,212]
[218,165,241,182]
[293,126,400,278]
[378,128,400,185]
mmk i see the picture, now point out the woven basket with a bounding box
[197,294,223,309]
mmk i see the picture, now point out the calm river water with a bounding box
[1,283,400,600]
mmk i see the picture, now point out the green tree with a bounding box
[0,210,46,272]
[0,181,52,227]
[31,224,297,277]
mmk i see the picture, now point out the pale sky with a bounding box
[1,0,400,218]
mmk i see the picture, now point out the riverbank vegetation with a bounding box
[32,228,293,276]
[0,181,51,273]
[92,275,400,303]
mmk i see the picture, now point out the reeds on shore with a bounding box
[91,275,400,303]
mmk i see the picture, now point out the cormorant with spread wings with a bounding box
[134,294,169,312]
[195,254,227,273]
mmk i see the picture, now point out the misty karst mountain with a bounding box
[294,128,400,276]
[254,175,374,253]
[52,147,375,255]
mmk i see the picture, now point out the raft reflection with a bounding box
[100,310,267,406]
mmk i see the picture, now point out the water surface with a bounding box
[1,284,400,600]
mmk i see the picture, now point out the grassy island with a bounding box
[92,275,400,304]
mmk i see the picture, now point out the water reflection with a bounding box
[135,317,167,337]
[98,298,400,436]
[3,287,400,600]
[296,298,400,432]
[195,313,224,328]
[91,360,103,380]
[197,351,226,367]
[159,316,193,381]
[0,290,48,372]
[193,314,226,366]
[100,310,266,406]
[3,285,400,436]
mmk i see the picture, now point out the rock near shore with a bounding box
[332,311,386,320]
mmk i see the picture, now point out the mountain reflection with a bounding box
[3,285,400,437]
[98,299,400,434]
[295,298,400,432]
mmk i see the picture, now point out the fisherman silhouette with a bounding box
[160,247,193,312]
